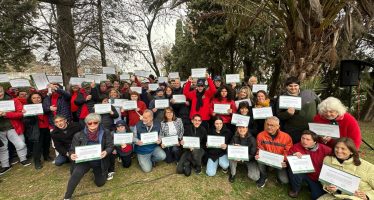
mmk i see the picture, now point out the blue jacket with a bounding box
[134,121,160,155]
[42,88,72,126]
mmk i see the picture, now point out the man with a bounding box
[255,116,292,188]
[213,75,223,89]
[170,79,190,126]
[43,83,72,127]
[0,86,31,175]
[133,110,166,173]
[287,130,331,199]
[148,88,167,123]
[51,115,81,166]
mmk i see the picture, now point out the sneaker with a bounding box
[256,178,267,188]
[288,190,299,198]
[222,168,228,174]
[0,167,12,175]
[20,160,31,167]
[228,174,235,183]
[117,157,122,163]
[35,162,43,170]
[10,158,19,165]
[107,172,115,180]
[195,167,202,174]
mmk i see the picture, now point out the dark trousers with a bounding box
[164,146,181,163]
[64,161,106,199]
[120,154,132,168]
[288,168,325,200]
[108,153,132,172]
[176,149,204,173]
[33,128,51,164]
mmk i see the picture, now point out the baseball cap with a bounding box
[196,79,205,86]
[213,75,222,81]
[115,120,127,127]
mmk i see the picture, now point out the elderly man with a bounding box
[255,116,293,188]
[133,109,166,173]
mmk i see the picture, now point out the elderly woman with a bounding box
[313,97,361,149]
[318,138,374,200]
[63,113,113,200]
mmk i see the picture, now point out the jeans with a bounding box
[164,146,181,163]
[206,154,229,176]
[288,168,325,200]
[230,160,260,181]
[0,129,27,167]
[55,154,69,166]
[257,162,289,184]
[137,146,166,173]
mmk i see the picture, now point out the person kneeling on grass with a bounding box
[133,110,166,173]
[63,113,113,200]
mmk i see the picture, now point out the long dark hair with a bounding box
[27,92,44,104]
[214,85,233,101]
[333,138,361,166]
[163,107,176,122]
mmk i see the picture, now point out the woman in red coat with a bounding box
[313,97,361,149]
[122,91,146,132]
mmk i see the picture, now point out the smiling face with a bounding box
[0,87,5,99]
[237,126,248,137]
[31,93,42,104]
[214,119,223,131]
[323,110,339,120]
[192,116,202,128]
[334,142,352,160]
[86,120,99,132]
[165,109,174,121]
[239,89,247,99]
[300,134,316,148]
[109,90,118,98]
[220,88,228,98]
[54,117,68,129]
[265,119,280,135]
[257,92,266,103]
[240,107,249,115]
[165,87,172,96]
[286,83,300,95]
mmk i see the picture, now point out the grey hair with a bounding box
[318,97,347,116]
[143,109,154,118]
[265,116,280,125]
[84,113,102,124]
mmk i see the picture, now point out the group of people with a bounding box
[0,73,372,200]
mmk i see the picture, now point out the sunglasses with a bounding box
[87,121,99,126]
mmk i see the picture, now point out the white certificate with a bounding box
[102,67,115,74]
[162,135,179,147]
[122,100,137,110]
[0,100,15,112]
[231,113,250,125]
[31,73,50,90]
[173,95,186,104]
[308,123,340,138]
[207,135,225,148]
[214,104,230,115]
[75,144,102,163]
[69,77,85,86]
[155,99,169,109]
[158,77,168,83]
[23,104,44,116]
[168,72,179,79]
[252,84,268,93]
[252,107,273,120]
[182,136,200,149]
[226,74,240,83]
[319,164,361,195]
[287,155,315,174]
[0,74,10,83]
[148,83,159,91]
[10,79,31,88]
[84,74,97,83]
[113,133,133,145]
[94,104,112,114]
[130,87,142,94]
[228,145,249,161]
[95,74,108,82]
[191,68,206,78]
[235,99,252,107]
[47,75,63,84]
[258,149,284,169]
[120,73,130,80]
[279,96,302,110]
[112,99,127,108]
[140,132,159,145]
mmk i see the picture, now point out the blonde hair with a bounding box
[318,97,347,116]
[238,86,254,100]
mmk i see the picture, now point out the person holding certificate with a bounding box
[64,113,113,200]
[22,92,51,169]
[253,90,274,136]
[228,121,259,183]
[108,88,123,124]
[206,116,232,177]
[211,85,237,132]
[122,91,147,132]
[177,114,207,176]
[133,110,166,173]
[183,73,216,131]
[313,97,362,149]
[318,138,374,200]
[160,107,184,163]
[236,86,254,105]
[276,76,320,144]
[287,130,331,199]
[149,88,168,123]
[95,96,119,130]
[74,82,96,129]
[255,116,293,188]
[0,86,31,175]
[170,79,191,126]
[236,101,255,134]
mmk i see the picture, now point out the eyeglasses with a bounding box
[87,121,99,126]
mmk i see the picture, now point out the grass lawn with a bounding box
[1,122,373,200]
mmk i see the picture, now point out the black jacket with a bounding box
[183,125,207,149]
[51,122,81,156]
[206,127,232,161]
[230,133,257,161]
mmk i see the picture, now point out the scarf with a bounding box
[87,128,99,142]
[195,88,206,111]
[255,99,270,108]
[305,143,319,152]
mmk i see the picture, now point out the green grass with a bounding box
[1,122,373,200]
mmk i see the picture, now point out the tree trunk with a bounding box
[55,2,77,86]
[243,56,252,77]
[269,58,282,98]
[360,82,374,121]
[97,0,106,67]
[146,31,160,76]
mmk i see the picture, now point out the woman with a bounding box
[206,116,232,176]
[164,86,173,100]
[236,86,254,103]
[318,138,374,200]
[160,107,184,163]
[211,85,237,132]
[75,82,96,129]
[23,92,51,169]
[313,97,361,149]
[70,84,80,122]
[236,101,255,136]
[108,88,122,124]
[253,90,273,135]
[64,113,113,200]
[123,91,147,132]
[228,121,259,183]
[96,96,119,131]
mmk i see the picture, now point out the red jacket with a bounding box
[123,100,147,126]
[210,97,237,123]
[183,78,216,121]
[257,130,293,159]
[288,142,331,181]
[313,113,361,149]
[37,114,50,129]
[4,98,25,135]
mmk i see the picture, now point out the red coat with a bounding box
[183,78,216,121]
[288,142,331,181]
[313,113,361,149]
[123,100,147,126]
[4,98,25,135]
[210,97,237,124]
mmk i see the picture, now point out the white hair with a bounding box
[265,116,280,125]
[318,97,347,116]
[84,113,102,124]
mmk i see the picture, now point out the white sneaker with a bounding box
[107,172,115,180]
